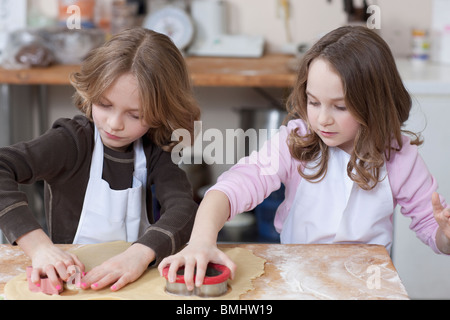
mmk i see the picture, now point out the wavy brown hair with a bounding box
[286,26,421,190]
[70,27,201,151]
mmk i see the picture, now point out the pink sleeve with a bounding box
[207,119,306,220]
[387,136,447,254]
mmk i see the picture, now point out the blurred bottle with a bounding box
[110,0,138,35]
[95,0,113,33]
[411,29,430,65]
[95,0,145,36]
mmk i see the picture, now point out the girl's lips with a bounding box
[320,130,337,137]
[105,131,121,140]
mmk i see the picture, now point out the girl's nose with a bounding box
[108,114,124,131]
[318,107,333,126]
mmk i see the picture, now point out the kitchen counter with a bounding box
[396,59,450,95]
[1,55,449,91]
[0,243,408,300]
[0,54,297,88]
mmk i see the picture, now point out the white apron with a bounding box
[73,127,150,244]
[280,147,394,251]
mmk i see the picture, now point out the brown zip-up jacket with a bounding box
[0,116,197,263]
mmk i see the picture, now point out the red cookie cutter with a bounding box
[162,263,230,297]
[26,266,64,295]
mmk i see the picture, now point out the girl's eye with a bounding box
[335,105,347,111]
[98,102,112,108]
[308,101,320,107]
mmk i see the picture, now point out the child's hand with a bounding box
[17,229,85,289]
[158,242,236,292]
[432,192,450,237]
[30,245,85,289]
[432,192,450,253]
[80,243,155,291]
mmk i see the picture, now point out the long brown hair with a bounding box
[286,26,421,190]
[71,27,201,151]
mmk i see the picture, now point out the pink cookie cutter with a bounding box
[26,266,64,295]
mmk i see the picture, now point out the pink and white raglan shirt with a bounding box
[209,119,447,254]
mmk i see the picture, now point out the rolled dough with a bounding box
[5,241,265,300]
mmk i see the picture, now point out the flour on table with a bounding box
[252,245,408,300]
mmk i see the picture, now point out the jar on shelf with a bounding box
[411,28,430,64]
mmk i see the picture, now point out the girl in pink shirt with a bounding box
[159,26,450,291]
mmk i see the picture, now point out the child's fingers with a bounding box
[79,267,101,289]
[69,253,85,274]
[30,267,42,286]
[44,265,62,289]
[221,258,237,281]
[432,192,443,213]
[442,208,450,222]
[183,259,197,291]
[80,266,116,290]
[110,277,127,292]
[225,260,237,280]
[54,260,70,281]
[158,256,175,275]
[108,271,141,292]
[432,192,450,224]
[167,259,183,284]
[194,259,209,288]
[90,273,118,291]
[158,258,168,275]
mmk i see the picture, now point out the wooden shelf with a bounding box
[186,54,297,87]
[0,64,80,86]
[0,54,297,88]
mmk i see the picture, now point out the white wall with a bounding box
[225,0,347,52]
[392,94,450,299]
[225,0,432,57]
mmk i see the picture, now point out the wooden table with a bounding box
[0,243,408,300]
[0,54,297,87]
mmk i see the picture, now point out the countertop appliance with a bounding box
[187,0,265,58]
